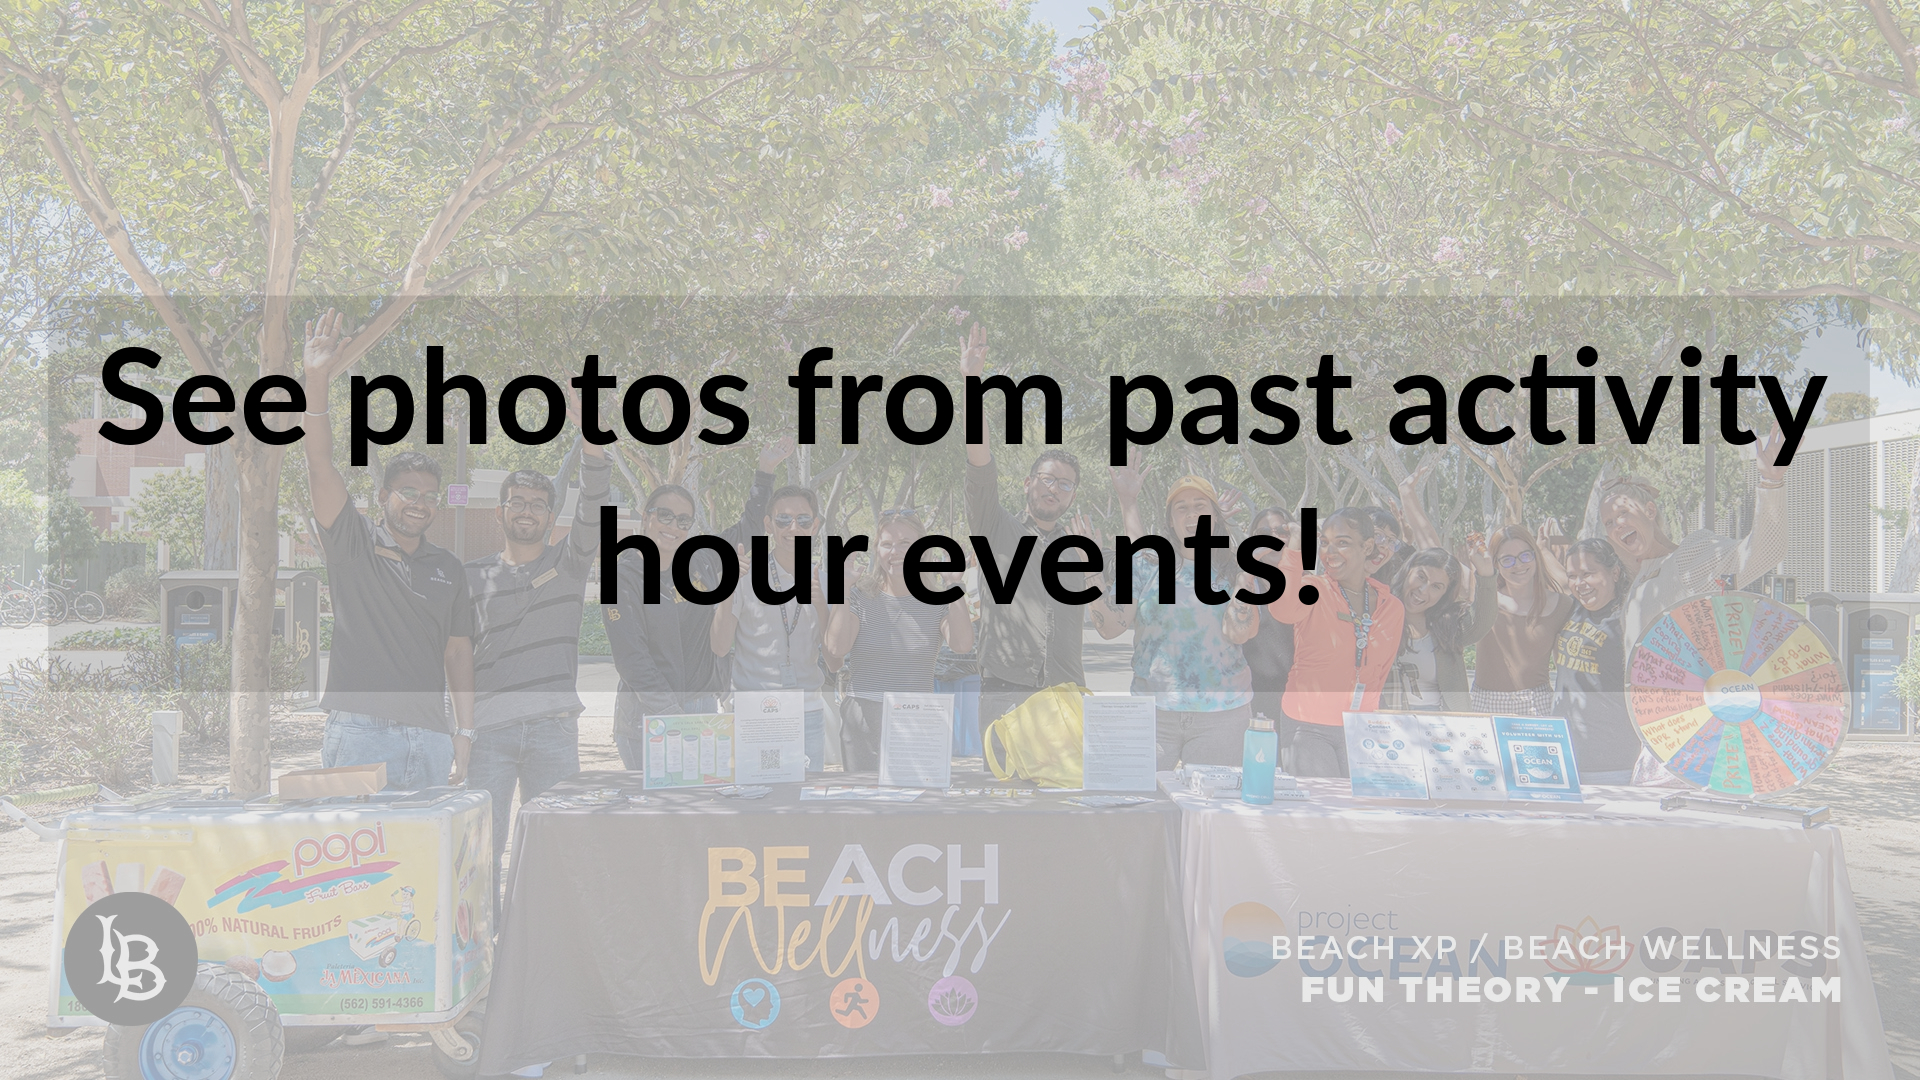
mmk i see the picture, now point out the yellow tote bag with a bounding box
[983,684,1090,788]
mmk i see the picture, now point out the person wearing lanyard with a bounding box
[1267,507,1407,777]
[709,477,830,774]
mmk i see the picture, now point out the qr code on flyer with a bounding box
[760,749,782,770]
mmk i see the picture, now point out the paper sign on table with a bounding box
[879,692,954,789]
[1493,715,1583,802]
[732,690,807,783]
[1343,713,1430,799]
[1081,694,1158,792]
[1409,714,1506,801]
[642,713,734,789]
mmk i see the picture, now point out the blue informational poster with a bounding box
[1343,713,1430,799]
[1850,652,1907,733]
[1492,716,1583,802]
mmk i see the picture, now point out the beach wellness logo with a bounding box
[208,824,400,912]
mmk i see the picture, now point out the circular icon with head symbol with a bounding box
[730,978,780,1029]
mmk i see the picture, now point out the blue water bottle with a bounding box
[1242,714,1278,804]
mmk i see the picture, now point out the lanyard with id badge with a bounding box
[1339,582,1375,709]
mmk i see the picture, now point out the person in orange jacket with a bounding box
[1267,507,1406,777]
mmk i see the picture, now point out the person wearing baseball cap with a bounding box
[1088,458,1256,769]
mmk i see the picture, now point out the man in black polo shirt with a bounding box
[302,310,475,790]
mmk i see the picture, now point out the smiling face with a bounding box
[1167,492,1219,548]
[1399,562,1453,616]
[1567,550,1621,611]
[381,470,441,539]
[499,485,555,546]
[1601,494,1663,562]
[875,519,921,583]
[1496,536,1537,589]
[1320,518,1375,587]
[764,495,819,565]
[1022,459,1078,524]
[643,491,696,559]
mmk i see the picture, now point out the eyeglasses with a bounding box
[1500,551,1536,568]
[504,498,552,515]
[648,506,695,530]
[772,513,816,530]
[1030,474,1077,494]
[393,487,441,507]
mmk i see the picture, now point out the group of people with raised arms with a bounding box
[300,308,1796,824]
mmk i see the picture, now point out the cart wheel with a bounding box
[405,919,422,940]
[104,965,284,1080]
[379,946,396,967]
[430,1000,486,1080]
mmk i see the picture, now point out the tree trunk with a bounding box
[228,440,286,796]
[202,443,241,570]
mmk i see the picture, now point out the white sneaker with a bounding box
[340,1025,388,1046]
[511,1064,551,1078]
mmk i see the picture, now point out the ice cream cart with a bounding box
[9,785,492,1080]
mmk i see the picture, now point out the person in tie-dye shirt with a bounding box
[1089,461,1254,770]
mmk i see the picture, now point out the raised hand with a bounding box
[1109,446,1147,506]
[1756,423,1789,485]
[302,308,357,385]
[758,435,797,474]
[960,323,988,379]
[1455,539,1494,578]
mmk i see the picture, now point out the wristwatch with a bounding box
[455,727,477,740]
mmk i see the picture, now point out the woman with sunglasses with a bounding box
[1385,545,1497,712]
[1089,462,1256,770]
[823,512,974,772]
[1550,538,1639,783]
[1469,525,1571,715]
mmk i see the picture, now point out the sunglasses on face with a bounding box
[772,513,816,530]
[1029,474,1077,494]
[1500,551,1536,568]
[504,498,552,515]
[648,506,695,530]
[393,487,441,507]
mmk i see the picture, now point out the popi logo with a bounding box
[293,822,387,878]
[63,892,197,1024]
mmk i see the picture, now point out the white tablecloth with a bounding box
[1169,778,1892,1080]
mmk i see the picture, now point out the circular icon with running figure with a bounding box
[831,977,878,1028]
[63,892,198,1025]
[1629,593,1846,797]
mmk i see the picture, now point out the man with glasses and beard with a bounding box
[958,323,1094,742]
[463,392,611,864]
[300,309,475,793]
[603,440,792,769]
[709,475,830,773]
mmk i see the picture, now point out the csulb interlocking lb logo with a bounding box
[64,892,197,1024]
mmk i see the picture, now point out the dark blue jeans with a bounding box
[321,712,452,790]
[468,715,580,860]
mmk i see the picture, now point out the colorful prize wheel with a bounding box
[1628,593,1847,797]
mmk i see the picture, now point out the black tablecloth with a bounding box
[476,773,1203,1073]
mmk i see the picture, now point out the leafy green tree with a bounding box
[40,488,97,575]
[128,468,207,569]
[4,0,1049,794]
